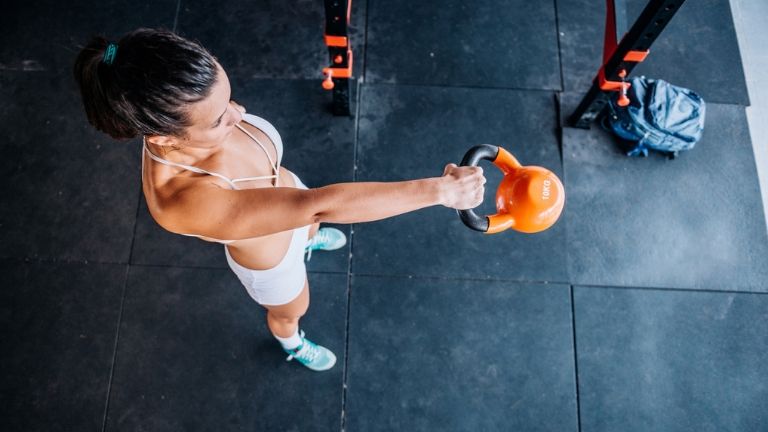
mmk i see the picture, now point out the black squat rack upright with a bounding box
[569,0,687,128]
[322,0,353,116]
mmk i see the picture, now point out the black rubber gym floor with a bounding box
[1,0,766,431]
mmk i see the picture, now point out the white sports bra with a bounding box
[142,113,283,244]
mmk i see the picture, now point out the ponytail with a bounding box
[73,28,218,140]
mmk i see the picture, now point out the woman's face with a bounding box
[176,63,243,149]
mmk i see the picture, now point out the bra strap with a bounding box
[143,141,240,189]
[235,123,281,187]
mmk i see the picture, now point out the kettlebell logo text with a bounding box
[542,180,551,200]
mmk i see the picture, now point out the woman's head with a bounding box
[74,28,242,148]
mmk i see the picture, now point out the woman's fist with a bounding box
[439,164,486,210]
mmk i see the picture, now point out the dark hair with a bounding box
[73,28,218,140]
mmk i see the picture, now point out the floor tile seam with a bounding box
[0,67,47,73]
[172,0,182,32]
[361,80,563,93]
[552,0,566,95]
[349,273,768,295]
[349,271,571,286]
[688,99,751,108]
[2,254,763,296]
[128,262,229,271]
[569,285,583,432]
[5,255,347,276]
[340,272,353,432]
[126,261,350,275]
[341,73,364,432]
[126,171,144,267]
[352,77,362,183]
[0,256,129,267]
[571,282,768,296]
[100,265,130,432]
[554,93,565,164]
[560,89,751,108]
[361,0,371,86]
[191,75,563,95]
[558,87,751,108]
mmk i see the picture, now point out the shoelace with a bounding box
[286,342,321,363]
[309,230,334,249]
[305,230,331,261]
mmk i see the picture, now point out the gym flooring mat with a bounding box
[574,286,768,432]
[364,0,561,90]
[354,84,567,282]
[105,267,347,431]
[1,0,766,430]
[345,276,577,432]
[0,71,140,263]
[561,97,768,291]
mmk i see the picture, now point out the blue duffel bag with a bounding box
[604,76,706,158]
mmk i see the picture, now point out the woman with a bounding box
[74,28,485,372]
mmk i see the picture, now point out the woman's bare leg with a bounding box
[264,277,310,338]
[262,273,336,370]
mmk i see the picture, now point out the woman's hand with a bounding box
[438,164,486,210]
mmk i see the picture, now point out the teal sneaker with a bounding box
[284,331,337,371]
[305,227,347,261]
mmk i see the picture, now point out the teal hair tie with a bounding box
[103,43,118,65]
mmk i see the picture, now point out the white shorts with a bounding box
[224,172,310,306]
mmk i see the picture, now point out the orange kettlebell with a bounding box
[458,145,565,234]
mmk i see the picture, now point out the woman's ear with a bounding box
[145,135,182,148]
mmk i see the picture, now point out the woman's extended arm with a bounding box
[160,164,484,240]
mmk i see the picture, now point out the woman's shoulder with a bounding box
[143,170,230,226]
[241,113,282,143]
[143,147,231,195]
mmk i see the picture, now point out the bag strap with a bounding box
[627,132,650,157]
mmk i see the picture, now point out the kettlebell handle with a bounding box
[458,145,564,234]
[460,144,499,168]
[457,144,522,233]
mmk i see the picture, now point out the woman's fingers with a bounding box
[440,164,486,209]
[443,163,457,176]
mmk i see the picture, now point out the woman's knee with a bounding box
[265,279,310,321]
[267,309,303,324]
